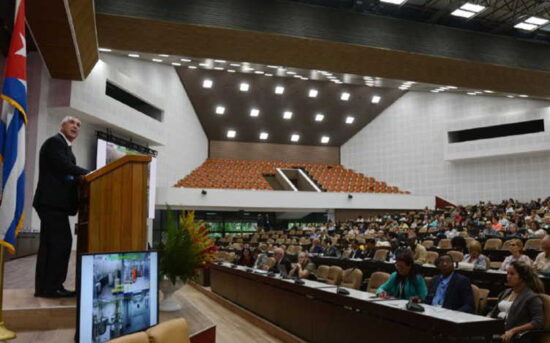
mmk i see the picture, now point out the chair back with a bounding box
[373,249,389,261]
[478,288,490,314]
[367,272,390,293]
[422,240,434,249]
[438,239,452,249]
[471,284,480,314]
[484,238,502,250]
[316,265,330,281]
[524,238,542,251]
[326,266,343,285]
[340,268,363,289]
[426,251,439,265]
[146,318,191,343]
[107,332,149,343]
[447,250,464,263]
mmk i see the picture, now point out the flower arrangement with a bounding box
[159,209,217,285]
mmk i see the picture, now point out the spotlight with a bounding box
[201,190,207,195]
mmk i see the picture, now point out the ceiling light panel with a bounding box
[259,132,269,140]
[308,89,318,98]
[315,113,325,122]
[128,53,140,58]
[227,130,236,138]
[275,86,285,94]
[371,95,381,103]
[202,79,213,88]
[380,0,407,4]
[291,134,300,142]
[321,136,330,144]
[451,9,476,18]
[250,108,260,117]
[215,106,225,115]
[514,22,538,31]
[283,111,293,119]
[239,82,250,92]
[340,92,351,101]
[460,3,485,13]
[98,48,112,52]
[345,116,355,124]
[525,16,549,26]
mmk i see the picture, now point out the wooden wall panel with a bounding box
[209,140,340,164]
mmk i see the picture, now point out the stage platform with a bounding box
[3,253,216,343]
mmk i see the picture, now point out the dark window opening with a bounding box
[105,81,163,121]
[448,120,544,143]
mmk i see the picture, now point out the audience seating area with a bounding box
[174,158,408,193]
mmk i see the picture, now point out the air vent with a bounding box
[105,81,163,121]
[448,119,544,143]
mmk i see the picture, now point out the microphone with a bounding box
[336,286,350,295]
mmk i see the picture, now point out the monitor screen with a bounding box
[78,251,158,343]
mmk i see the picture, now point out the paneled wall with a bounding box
[341,92,550,205]
[209,140,340,164]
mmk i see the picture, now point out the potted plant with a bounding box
[158,209,217,311]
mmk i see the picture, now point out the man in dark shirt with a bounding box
[33,116,88,298]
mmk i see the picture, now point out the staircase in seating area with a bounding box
[174,159,409,194]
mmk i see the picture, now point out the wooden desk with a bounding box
[210,264,503,343]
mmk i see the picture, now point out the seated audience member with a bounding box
[361,239,377,259]
[323,239,341,258]
[528,221,546,239]
[500,239,532,271]
[543,213,550,232]
[269,248,292,274]
[289,252,315,279]
[533,235,550,274]
[376,251,427,300]
[253,246,269,270]
[463,241,489,270]
[451,236,468,254]
[488,261,545,343]
[309,238,323,254]
[238,248,254,267]
[505,224,525,240]
[408,235,427,264]
[483,221,501,238]
[340,239,354,258]
[492,217,504,231]
[425,254,474,313]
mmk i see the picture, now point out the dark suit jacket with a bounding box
[33,133,88,214]
[269,257,292,274]
[489,287,545,331]
[425,272,475,313]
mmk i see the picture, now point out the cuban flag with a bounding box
[0,0,27,254]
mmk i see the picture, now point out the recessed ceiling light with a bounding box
[199,63,209,67]
[240,82,250,92]
[214,59,226,63]
[242,66,254,72]
[275,86,285,94]
[152,58,163,63]
[514,22,538,31]
[98,48,112,52]
[371,95,381,103]
[460,3,485,13]
[451,9,476,18]
[308,89,318,98]
[315,113,325,122]
[158,54,169,57]
[467,92,477,95]
[321,136,330,144]
[128,53,140,58]
[214,67,224,70]
[202,79,213,88]
[180,58,191,62]
[227,69,236,73]
[507,95,515,98]
[188,66,197,69]
[259,132,269,140]
[254,71,264,74]
[250,108,260,117]
[215,106,225,115]
[267,65,279,69]
[519,94,529,98]
[227,130,236,138]
[525,16,549,26]
[171,62,181,66]
[379,0,407,4]
[230,63,241,67]
[345,116,355,124]
[340,92,351,101]
[283,111,293,119]
[483,90,494,93]
[265,74,273,77]
[290,134,300,142]
[286,71,297,75]
[430,90,440,93]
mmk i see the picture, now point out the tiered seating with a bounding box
[174,159,408,194]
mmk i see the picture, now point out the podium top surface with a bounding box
[84,155,152,182]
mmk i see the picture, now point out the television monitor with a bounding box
[78,251,159,343]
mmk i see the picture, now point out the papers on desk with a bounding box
[379,300,496,323]
[486,269,506,274]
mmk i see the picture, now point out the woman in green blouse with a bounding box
[376,251,428,300]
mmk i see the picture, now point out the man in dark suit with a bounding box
[33,116,88,298]
[425,254,475,313]
[269,248,292,275]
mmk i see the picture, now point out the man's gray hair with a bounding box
[59,115,79,127]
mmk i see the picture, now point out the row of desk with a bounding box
[309,256,550,296]
[210,263,503,343]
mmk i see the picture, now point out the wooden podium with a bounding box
[76,155,152,254]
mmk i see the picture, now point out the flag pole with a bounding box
[0,246,15,341]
